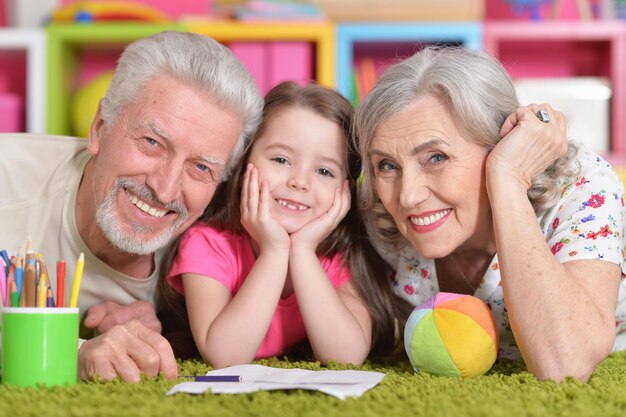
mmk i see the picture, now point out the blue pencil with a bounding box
[0,250,9,276]
[184,375,241,382]
[15,258,23,296]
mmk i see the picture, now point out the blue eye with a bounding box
[145,137,158,146]
[378,160,397,171]
[192,162,217,182]
[317,168,334,177]
[430,153,448,163]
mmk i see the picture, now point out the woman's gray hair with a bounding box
[354,46,578,249]
[100,30,263,180]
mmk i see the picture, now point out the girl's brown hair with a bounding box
[159,81,411,360]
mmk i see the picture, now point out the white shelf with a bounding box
[0,28,46,133]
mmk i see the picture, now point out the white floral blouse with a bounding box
[380,147,626,360]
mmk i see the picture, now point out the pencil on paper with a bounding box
[69,252,84,308]
[183,375,242,382]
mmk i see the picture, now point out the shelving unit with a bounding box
[186,19,335,90]
[483,20,626,162]
[46,21,335,136]
[46,22,185,136]
[0,28,46,133]
[335,22,483,101]
[18,17,626,164]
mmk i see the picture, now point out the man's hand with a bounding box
[84,300,162,334]
[78,320,178,383]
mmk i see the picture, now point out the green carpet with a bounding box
[1,352,625,417]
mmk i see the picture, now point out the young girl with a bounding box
[164,81,406,368]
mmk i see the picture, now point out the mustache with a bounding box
[116,177,188,217]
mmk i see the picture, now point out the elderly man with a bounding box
[0,31,262,382]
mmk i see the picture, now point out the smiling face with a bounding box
[82,74,242,255]
[247,106,348,234]
[368,95,494,258]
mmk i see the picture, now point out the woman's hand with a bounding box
[487,103,568,191]
[240,163,290,253]
[290,180,351,252]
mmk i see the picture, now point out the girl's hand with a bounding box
[240,164,290,252]
[290,180,351,252]
[487,103,568,191]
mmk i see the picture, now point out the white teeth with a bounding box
[127,192,167,218]
[410,209,450,226]
[276,199,308,211]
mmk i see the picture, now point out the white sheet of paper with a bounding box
[166,364,385,400]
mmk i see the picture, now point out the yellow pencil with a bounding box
[69,252,84,308]
[37,272,47,308]
[38,253,49,283]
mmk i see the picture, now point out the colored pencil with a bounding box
[15,257,23,297]
[0,249,10,276]
[57,260,66,308]
[9,277,18,307]
[0,259,6,307]
[46,287,55,308]
[24,239,35,273]
[22,259,36,307]
[38,253,49,285]
[184,375,242,382]
[37,272,47,308]
[69,253,84,308]
[35,258,41,285]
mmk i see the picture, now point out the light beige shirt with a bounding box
[0,134,165,337]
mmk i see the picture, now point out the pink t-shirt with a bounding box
[168,223,352,359]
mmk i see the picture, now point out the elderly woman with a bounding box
[355,46,626,382]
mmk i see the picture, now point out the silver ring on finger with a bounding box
[536,109,550,123]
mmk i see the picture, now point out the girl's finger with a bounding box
[327,184,348,227]
[258,180,271,220]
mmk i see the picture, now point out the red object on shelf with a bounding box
[0,0,6,26]
[0,92,24,132]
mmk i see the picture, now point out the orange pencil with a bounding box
[57,260,66,308]
[9,276,18,307]
[22,259,36,307]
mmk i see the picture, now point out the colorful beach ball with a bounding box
[404,292,499,377]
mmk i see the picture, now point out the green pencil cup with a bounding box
[1,307,79,387]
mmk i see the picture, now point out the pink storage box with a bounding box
[0,92,24,132]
